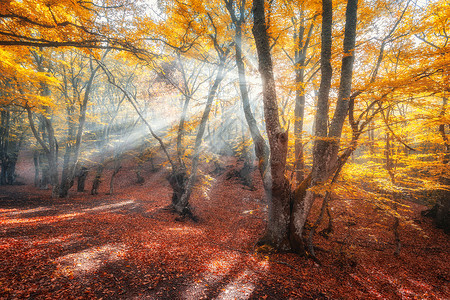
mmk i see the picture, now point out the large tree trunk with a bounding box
[33,151,40,187]
[290,0,334,251]
[435,184,450,234]
[76,166,88,192]
[290,0,359,251]
[0,109,11,185]
[252,0,358,252]
[253,0,291,250]
[43,116,59,198]
[176,57,193,169]
[91,163,104,195]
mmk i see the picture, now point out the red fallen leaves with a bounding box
[0,156,449,299]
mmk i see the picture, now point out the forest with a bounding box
[0,0,449,298]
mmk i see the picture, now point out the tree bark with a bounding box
[328,0,358,167]
[289,0,334,252]
[294,12,316,183]
[226,0,270,190]
[29,51,60,197]
[253,0,291,250]
[33,151,40,187]
[59,55,103,197]
[0,109,21,185]
[291,0,359,252]
[435,96,450,233]
[27,106,59,197]
[91,163,104,195]
[76,166,88,192]
[109,161,122,195]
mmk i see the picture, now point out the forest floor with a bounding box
[0,154,449,299]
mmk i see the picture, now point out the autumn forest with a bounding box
[0,0,449,298]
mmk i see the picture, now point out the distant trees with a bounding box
[24,49,107,197]
[0,106,26,185]
[0,0,147,194]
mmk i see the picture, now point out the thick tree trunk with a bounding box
[33,151,40,187]
[59,146,73,197]
[289,0,334,252]
[253,0,291,250]
[292,0,358,252]
[327,0,358,168]
[435,185,450,233]
[45,120,59,198]
[294,79,306,183]
[0,110,10,185]
[168,170,187,207]
[59,103,75,197]
[136,165,145,184]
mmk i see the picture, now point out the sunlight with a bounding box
[167,226,204,235]
[206,258,233,275]
[349,273,384,298]
[183,272,224,299]
[79,109,179,166]
[8,206,52,216]
[398,287,420,298]
[54,243,128,278]
[31,233,82,247]
[0,208,18,215]
[372,268,434,298]
[182,257,236,299]
[407,278,433,290]
[216,270,256,300]
[0,0,448,298]
[83,200,135,212]
[0,212,83,226]
[257,259,270,271]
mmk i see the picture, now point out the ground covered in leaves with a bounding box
[0,155,449,299]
